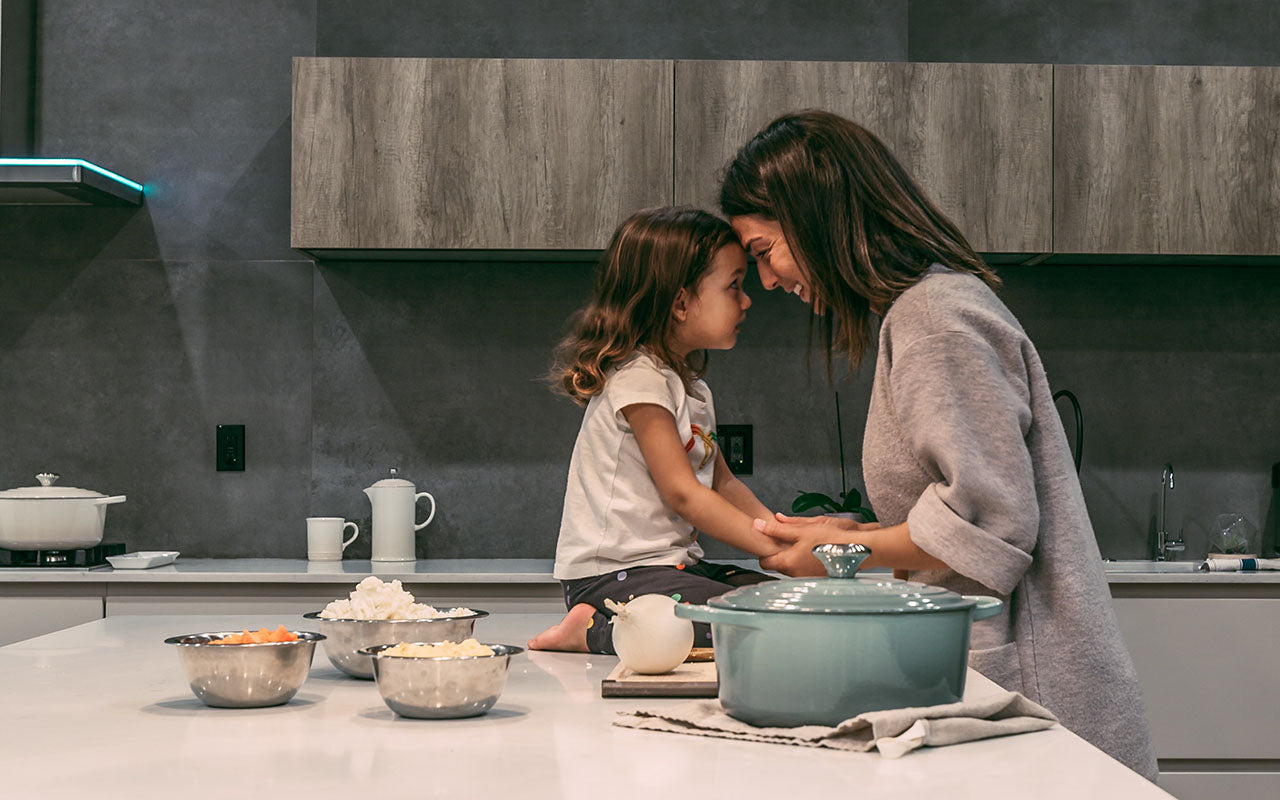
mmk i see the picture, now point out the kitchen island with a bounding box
[1,612,1167,799]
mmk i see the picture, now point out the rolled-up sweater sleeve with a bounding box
[892,331,1037,595]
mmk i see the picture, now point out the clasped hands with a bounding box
[752,513,880,577]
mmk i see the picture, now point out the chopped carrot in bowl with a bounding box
[209,625,299,644]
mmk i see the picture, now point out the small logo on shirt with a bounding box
[684,424,716,470]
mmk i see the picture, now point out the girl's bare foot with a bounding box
[527,603,595,652]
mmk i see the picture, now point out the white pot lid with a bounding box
[0,473,108,499]
[366,467,414,490]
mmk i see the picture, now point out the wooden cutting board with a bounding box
[600,659,718,698]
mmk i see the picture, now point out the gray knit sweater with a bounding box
[862,266,1157,780]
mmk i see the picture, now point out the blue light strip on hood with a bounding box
[0,157,144,192]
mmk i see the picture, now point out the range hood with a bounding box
[0,157,143,204]
[0,0,144,205]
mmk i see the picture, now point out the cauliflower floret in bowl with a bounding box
[304,577,487,679]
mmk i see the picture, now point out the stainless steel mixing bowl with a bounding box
[164,631,324,708]
[302,610,489,679]
[360,641,523,719]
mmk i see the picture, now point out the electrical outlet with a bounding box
[216,424,245,471]
[717,424,752,475]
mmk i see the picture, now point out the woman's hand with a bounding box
[756,517,948,576]
[769,512,880,533]
[752,515,879,577]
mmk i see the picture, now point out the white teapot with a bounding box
[363,468,436,562]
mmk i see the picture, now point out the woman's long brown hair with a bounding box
[551,206,737,405]
[719,110,1001,374]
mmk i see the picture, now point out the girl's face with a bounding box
[670,244,751,356]
[729,215,811,305]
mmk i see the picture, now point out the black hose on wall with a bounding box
[1053,389,1083,474]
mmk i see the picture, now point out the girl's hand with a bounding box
[751,518,844,576]
[758,535,828,576]
[753,516,881,577]
[756,517,944,577]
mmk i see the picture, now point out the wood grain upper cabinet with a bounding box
[675,61,1052,255]
[291,58,673,251]
[1055,65,1280,256]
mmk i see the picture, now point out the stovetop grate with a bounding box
[0,542,126,568]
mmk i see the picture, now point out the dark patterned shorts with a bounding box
[561,560,774,655]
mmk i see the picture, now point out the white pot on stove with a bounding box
[0,473,127,550]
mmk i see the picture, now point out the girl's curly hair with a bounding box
[551,206,737,404]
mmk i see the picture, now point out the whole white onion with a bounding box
[604,594,694,674]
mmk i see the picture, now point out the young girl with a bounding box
[528,206,780,654]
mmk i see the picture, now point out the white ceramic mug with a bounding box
[306,517,359,561]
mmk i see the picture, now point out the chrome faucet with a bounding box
[1155,463,1185,560]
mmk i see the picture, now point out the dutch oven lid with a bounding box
[709,543,979,614]
[0,473,108,499]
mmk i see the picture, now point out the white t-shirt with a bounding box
[553,352,717,580]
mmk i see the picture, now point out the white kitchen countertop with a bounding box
[1103,570,1280,583]
[3,556,1278,584]
[0,557,558,583]
[1,613,1170,799]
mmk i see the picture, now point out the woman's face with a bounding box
[729,215,811,305]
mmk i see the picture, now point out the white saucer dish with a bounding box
[106,551,180,569]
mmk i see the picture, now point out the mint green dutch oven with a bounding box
[674,543,1002,727]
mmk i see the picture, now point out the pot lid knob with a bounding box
[812,543,871,578]
[36,472,60,487]
[366,467,415,490]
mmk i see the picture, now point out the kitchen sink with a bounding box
[1102,560,1201,573]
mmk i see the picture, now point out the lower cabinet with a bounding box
[1110,588,1280,800]
[102,582,566,616]
[0,585,104,646]
[1158,773,1280,800]
[0,580,566,646]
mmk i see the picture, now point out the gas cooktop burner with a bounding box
[0,542,125,568]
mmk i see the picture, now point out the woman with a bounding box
[720,110,1157,780]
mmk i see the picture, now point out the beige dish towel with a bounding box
[614,690,1057,758]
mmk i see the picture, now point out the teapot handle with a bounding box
[414,492,436,531]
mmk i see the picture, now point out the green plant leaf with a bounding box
[792,492,840,514]
[838,488,863,510]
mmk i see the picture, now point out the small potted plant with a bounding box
[791,392,877,523]
[791,486,877,521]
